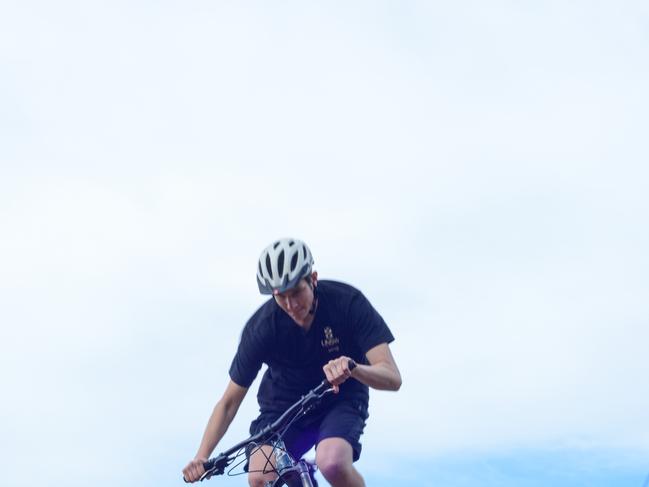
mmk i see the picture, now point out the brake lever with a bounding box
[199,466,217,482]
[202,454,231,479]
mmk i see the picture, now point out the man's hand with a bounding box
[182,457,207,483]
[323,356,355,393]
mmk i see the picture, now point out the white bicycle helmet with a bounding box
[256,238,314,294]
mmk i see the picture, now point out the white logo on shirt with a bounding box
[321,326,340,353]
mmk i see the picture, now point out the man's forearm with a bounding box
[195,399,240,459]
[351,361,402,391]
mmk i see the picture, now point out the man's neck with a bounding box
[296,312,315,333]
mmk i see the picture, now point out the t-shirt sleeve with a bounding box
[228,321,267,388]
[349,291,394,355]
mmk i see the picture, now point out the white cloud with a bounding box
[1,1,648,486]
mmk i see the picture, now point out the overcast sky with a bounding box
[1,2,648,487]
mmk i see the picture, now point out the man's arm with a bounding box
[323,343,402,392]
[183,380,248,482]
[353,342,401,390]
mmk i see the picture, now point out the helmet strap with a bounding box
[308,280,318,315]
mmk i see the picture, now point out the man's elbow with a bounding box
[389,372,402,391]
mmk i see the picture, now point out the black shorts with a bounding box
[248,398,369,464]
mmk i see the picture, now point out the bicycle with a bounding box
[185,361,356,487]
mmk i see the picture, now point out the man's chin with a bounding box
[290,313,306,325]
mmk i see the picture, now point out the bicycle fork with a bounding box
[264,460,317,487]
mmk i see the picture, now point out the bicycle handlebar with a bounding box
[185,359,357,482]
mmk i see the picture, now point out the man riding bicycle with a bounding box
[183,238,401,487]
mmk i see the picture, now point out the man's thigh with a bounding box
[316,437,354,469]
[247,445,277,485]
[316,399,368,461]
[250,412,319,462]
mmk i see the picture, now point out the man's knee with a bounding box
[316,437,354,481]
[248,471,269,487]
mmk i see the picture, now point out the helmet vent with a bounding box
[303,246,307,259]
[277,250,285,276]
[289,240,295,246]
[273,241,281,249]
[265,254,273,277]
[290,252,299,272]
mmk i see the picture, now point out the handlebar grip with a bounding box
[182,457,220,483]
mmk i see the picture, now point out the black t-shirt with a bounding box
[229,280,395,413]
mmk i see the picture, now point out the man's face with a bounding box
[273,273,317,327]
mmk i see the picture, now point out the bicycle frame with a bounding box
[184,360,357,486]
[192,379,334,484]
